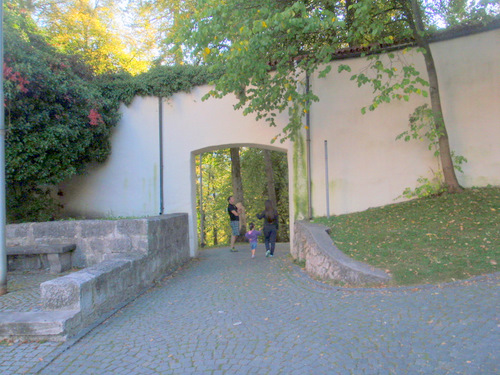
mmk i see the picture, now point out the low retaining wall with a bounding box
[41,255,152,334]
[293,221,391,286]
[6,218,153,268]
[1,214,190,341]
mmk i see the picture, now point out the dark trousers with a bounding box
[264,227,277,255]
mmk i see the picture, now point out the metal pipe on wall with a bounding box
[306,73,312,220]
[158,97,164,215]
[324,140,330,219]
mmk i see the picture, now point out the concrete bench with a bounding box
[7,244,76,274]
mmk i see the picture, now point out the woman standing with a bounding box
[257,200,279,257]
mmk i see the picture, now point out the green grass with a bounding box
[313,187,499,286]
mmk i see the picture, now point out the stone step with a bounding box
[0,310,81,342]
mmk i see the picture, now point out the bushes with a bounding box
[3,4,217,223]
[4,4,120,222]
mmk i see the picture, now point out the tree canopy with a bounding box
[170,0,498,192]
[12,0,153,75]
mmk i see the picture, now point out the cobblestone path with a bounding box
[1,244,498,374]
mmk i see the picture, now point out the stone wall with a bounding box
[6,218,156,268]
[293,221,391,286]
[1,214,191,341]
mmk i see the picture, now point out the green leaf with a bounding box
[338,64,352,73]
[318,65,332,78]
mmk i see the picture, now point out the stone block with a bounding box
[80,220,116,237]
[0,311,81,341]
[33,221,77,240]
[41,273,89,311]
[47,252,72,274]
[6,223,32,245]
[117,219,147,236]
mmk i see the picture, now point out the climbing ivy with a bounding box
[96,65,223,106]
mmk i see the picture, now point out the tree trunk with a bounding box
[408,0,463,193]
[263,149,277,207]
[264,149,282,240]
[230,147,247,239]
[198,153,206,247]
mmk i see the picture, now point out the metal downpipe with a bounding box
[306,73,312,220]
[158,97,164,215]
[324,140,330,218]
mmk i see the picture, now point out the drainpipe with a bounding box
[158,97,164,215]
[305,73,312,220]
[0,3,6,295]
[324,140,330,219]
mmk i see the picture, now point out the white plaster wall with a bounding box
[58,28,500,255]
[308,28,500,217]
[160,86,292,254]
[431,30,500,187]
[309,51,437,216]
[58,97,161,218]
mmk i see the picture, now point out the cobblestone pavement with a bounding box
[0,270,67,312]
[1,243,498,374]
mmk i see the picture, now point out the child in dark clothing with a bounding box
[245,223,261,259]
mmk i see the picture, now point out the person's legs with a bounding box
[230,221,239,251]
[263,229,271,256]
[269,228,277,255]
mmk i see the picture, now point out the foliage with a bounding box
[422,0,500,27]
[399,174,447,199]
[314,186,499,286]
[338,53,430,115]
[172,0,497,193]
[96,65,221,106]
[196,149,232,246]
[196,148,289,247]
[171,0,497,140]
[15,0,151,75]
[395,104,468,198]
[241,148,289,242]
[3,3,121,222]
[172,0,348,141]
[126,0,199,65]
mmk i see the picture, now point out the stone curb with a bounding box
[293,221,391,285]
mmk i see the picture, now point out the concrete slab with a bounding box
[0,310,80,341]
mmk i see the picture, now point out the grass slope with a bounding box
[313,187,499,286]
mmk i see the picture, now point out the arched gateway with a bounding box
[57,28,500,256]
[58,86,302,256]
